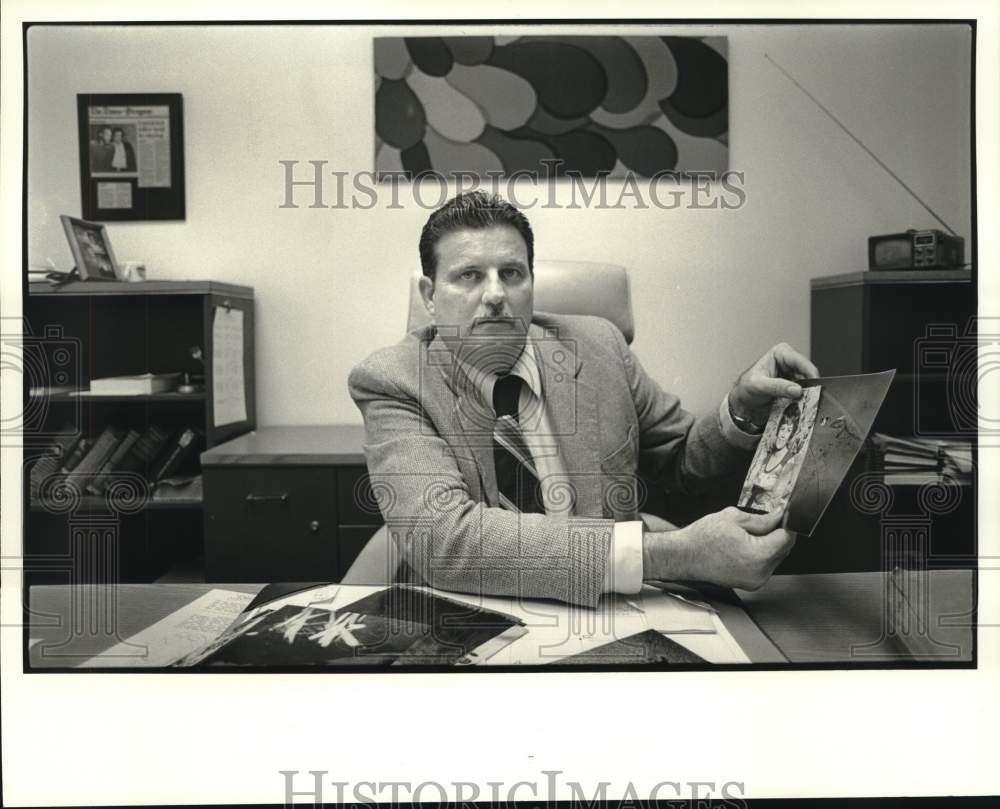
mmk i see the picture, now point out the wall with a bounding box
[26,24,973,425]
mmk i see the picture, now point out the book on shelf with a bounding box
[86,428,141,495]
[33,422,208,504]
[29,424,79,500]
[114,425,173,480]
[59,437,92,475]
[68,425,125,492]
[87,372,182,396]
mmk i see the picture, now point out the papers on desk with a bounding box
[440,585,750,665]
[202,583,749,664]
[176,585,527,667]
[77,583,750,668]
[80,589,256,668]
[555,630,708,664]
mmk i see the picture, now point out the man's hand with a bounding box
[730,342,820,428]
[642,507,796,591]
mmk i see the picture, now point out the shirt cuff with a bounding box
[601,520,644,594]
[719,394,763,452]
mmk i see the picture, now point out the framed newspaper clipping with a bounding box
[76,93,185,221]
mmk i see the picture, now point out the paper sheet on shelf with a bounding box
[212,306,247,427]
[80,589,256,668]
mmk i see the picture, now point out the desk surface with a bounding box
[26,571,973,668]
[201,424,366,466]
[740,569,973,663]
[28,279,255,298]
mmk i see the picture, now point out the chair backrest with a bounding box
[406,260,635,343]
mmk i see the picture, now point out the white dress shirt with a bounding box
[476,326,760,594]
[111,142,128,170]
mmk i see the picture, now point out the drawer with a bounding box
[336,466,383,525]
[204,466,339,582]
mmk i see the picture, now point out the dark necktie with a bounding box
[492,373,545,514]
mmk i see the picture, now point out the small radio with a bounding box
[868,229,965,271]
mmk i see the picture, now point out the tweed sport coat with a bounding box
[348,312,752,607]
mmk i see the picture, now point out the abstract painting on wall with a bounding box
[374,35,728,179]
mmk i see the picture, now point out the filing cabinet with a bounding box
[202,425,380,582]
[803,269,976,573]
[809,269,974,436]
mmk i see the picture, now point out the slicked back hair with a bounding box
[418,191,534,280]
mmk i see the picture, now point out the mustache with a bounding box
[471,315,528,328]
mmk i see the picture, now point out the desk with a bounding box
[200,425,380,582]
[26,571,973,668]
[740,569,974,663]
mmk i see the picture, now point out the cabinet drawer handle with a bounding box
[245,492,289,503]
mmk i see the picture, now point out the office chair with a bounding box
[342,260,671,585]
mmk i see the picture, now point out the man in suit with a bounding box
[110,128,137,172]
[89,126,114,173]
[349,191,818,608]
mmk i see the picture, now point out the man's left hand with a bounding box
[730,343,820,427]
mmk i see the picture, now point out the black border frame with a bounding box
[76,92,185,221]
[19,18,979,679]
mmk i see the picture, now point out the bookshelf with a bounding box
[34,391,207,402]
[23,280,255,584]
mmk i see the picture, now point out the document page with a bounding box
[212,307,247,427]
[80,589,256,668]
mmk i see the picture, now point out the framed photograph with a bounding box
[60,215,121,280]
[76,93,185,221]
